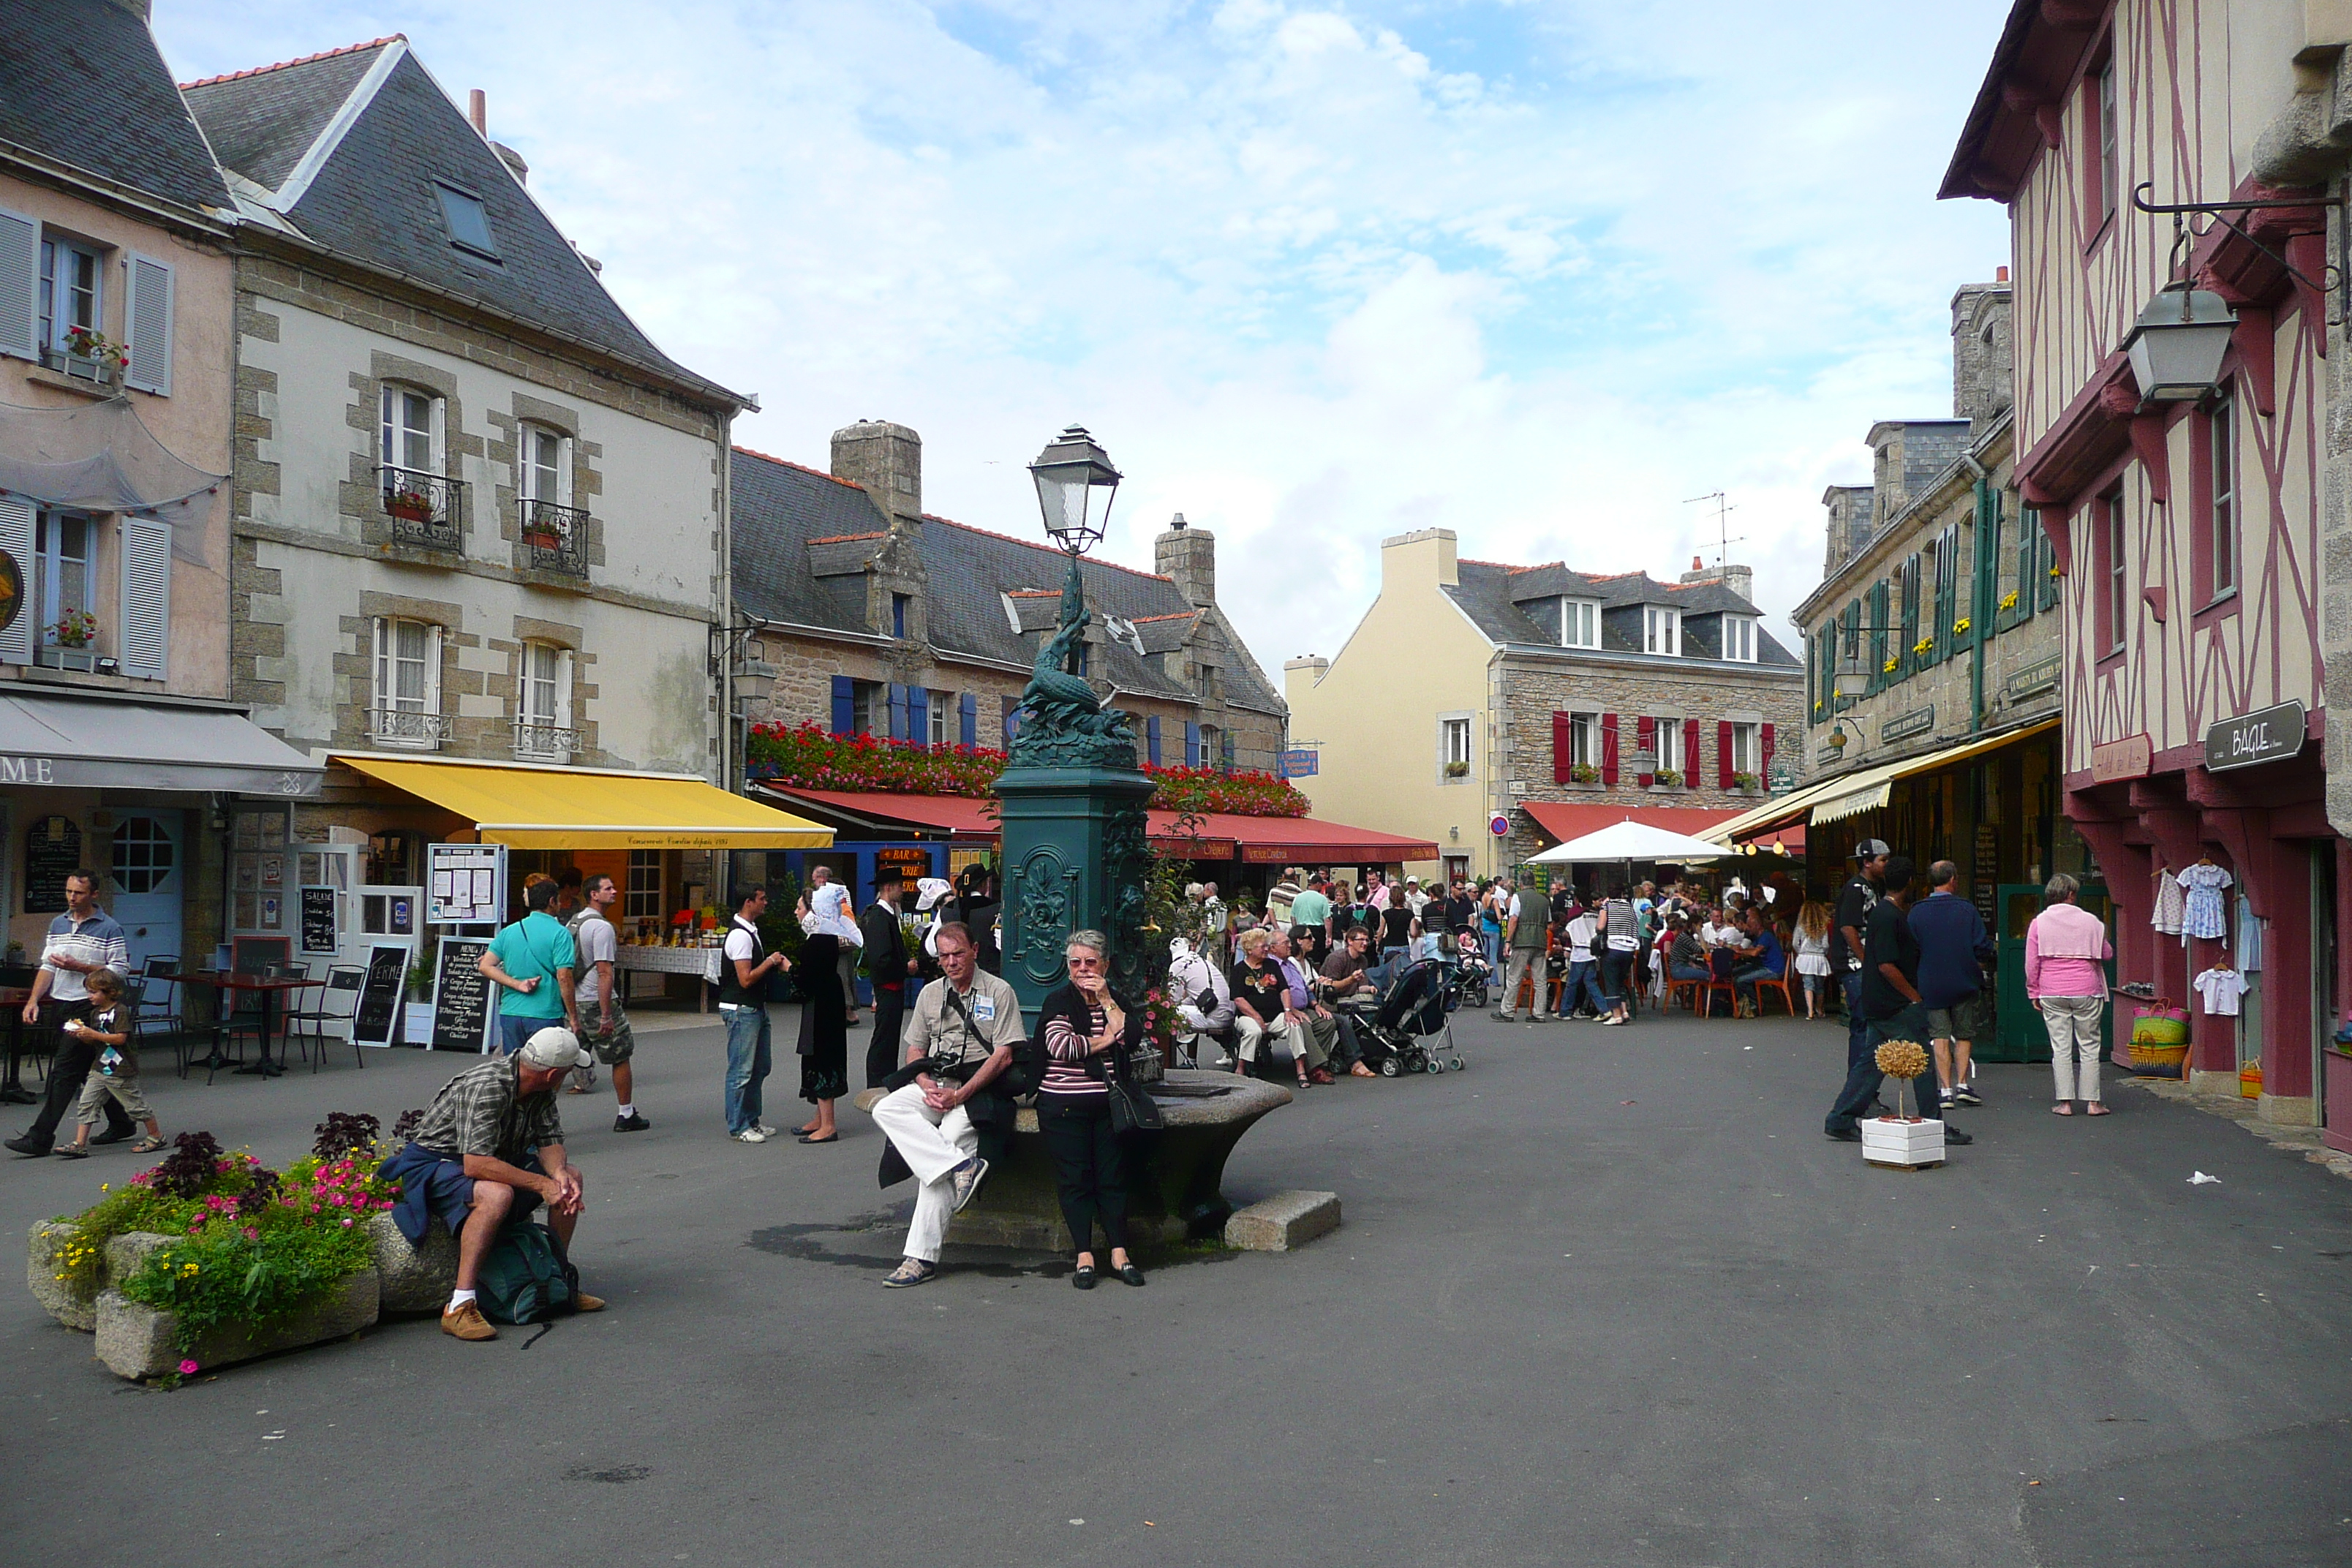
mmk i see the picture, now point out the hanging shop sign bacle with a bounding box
[2204,701,2306,773]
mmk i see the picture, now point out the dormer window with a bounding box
[434,182,500,261]
[1722,615,1756,662]
[1561,598,1600,649]
[1644,606,1681,657]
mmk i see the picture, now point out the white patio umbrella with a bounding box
[1526,818,1733,865]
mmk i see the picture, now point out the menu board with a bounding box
[351,943,410,1046]
[23,815,80,913]
[299,885,339,954]
[429,938,494,1053]
[429,843,506,926]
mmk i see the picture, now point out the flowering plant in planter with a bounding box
[1951,617,1971,636]
[1443,759,1469,778]
[1912,638,1934,658]
[385,486,434,521]
[51,608,97,648]
[1651,768,1682,788]
[1731,770,1760,791]
[1568,763,1601,784]
[1137,984,1181,1066]
[62,325,128,374]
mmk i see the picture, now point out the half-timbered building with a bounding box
[1944,0,2350,1133]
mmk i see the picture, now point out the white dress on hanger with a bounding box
[2176,863,2232,942]
[2150,871,2186,936]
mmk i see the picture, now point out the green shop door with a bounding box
[1990,881,2112,1063]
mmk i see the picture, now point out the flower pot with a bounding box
[387,498,432,523]
[1860,1116,1945,1169]
[94,1267,380,1381]
[522,532,561,550]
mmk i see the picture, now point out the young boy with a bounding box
[56,969,163,1158]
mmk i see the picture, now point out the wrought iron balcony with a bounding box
[519,498,588,578]
[378,466,465,551]
[366,706,453,750]
[513,719,581,761]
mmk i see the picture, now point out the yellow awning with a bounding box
[334,756,834,850]
[1811,719,2059,827]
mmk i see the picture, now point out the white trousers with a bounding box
[2040,995,2106,1102]
[1236,1014,1324,1069]
[872,1083,978,1264]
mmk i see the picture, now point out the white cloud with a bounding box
[155,0,2013,678]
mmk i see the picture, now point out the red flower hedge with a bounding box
[746,721,1305,818]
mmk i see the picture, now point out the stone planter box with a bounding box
[27,1224,176,1331]
[95,1268,380,1382]
[368,1212,458,1315]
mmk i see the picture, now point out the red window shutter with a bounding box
[1553,711,1573,784]
[1636,715,1656,787]
[1717,720,1735,788]
[1760,723,1776,777]
[1684,719,1700,787]
[1601,712,1620,785]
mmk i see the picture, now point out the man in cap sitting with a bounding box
[377,1026,607,1341]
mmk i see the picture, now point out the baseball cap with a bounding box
[519,1026,591,1071]
[1852,839,1891,861]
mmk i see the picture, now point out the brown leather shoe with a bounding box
[440,1301,497,1341]
[573,1291,606,1313]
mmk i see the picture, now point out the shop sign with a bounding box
[1276,749,1318,779]
[1880,706,1935,744]
[2090,734,2152,783]
[2005,656,2060,699]
[2205,701,2307,773]
[0,551,21,637]
[875,845,932,889]
[1765,761,1798,794]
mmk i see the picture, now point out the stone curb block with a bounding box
[1224,1190,1341,1252]
[368,1213,459,1316]
[96,1267,380,1382]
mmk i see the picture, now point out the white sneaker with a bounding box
[754,1123,779,1136]
[734,1127,769,1144]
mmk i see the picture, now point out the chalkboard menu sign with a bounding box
[23,815,81,913]
[429,938,494,1054]
[299,886,338,955]
[351,943,410,1046]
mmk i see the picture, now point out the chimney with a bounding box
[494,144,528,184]
[830,420,923,528]
[1950,273,2014,429]
[1156,513,1216,608]
[107,0,151,18]
[1284,655,1329,698]
[1678,557,1754,606]
[468,89,488,135]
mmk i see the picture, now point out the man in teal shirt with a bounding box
[1287,877,1333,938]
[479,878,578,1055]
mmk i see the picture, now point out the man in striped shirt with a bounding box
[7,869,133,1154]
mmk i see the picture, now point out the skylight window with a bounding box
[434,182,499,260]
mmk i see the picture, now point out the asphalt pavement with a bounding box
[4,1005,2349,1568]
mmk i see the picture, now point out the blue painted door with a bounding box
[107,810,185,973]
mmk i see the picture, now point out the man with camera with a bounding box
[871,921,1027,1289]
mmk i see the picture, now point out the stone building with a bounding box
[729,422,1286,774]
[0,0,320,980]
[1719,272,2076,1063]
[184,35,793,964]
[1285,528,1804,884]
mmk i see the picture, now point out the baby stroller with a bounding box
[1343,959,1466,1077]
[1450,948,1494,1012]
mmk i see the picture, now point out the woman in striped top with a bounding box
[1036,930,1145,1289]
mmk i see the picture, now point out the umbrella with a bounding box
[1526,818,1733,864]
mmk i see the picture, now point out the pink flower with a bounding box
[341,1217,353,1228]
[178,1358,199,1375]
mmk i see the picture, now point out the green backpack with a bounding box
[477,1221,578,1324]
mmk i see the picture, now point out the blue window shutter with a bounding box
[908,685,929,743]
[1147,715,1161,766]
[830,675,853,736]
[959,692,976,747]
[886,683,906,741]
[1184,720,1200,768]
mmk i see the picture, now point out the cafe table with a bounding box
[0,984,34,1104]
[177,972,312,1079]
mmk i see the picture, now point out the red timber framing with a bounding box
[1948,0,2340,1123]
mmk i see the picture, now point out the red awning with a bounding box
[751,785,998,843]
[1171,812,1439,865]
[1522,801,1746,846]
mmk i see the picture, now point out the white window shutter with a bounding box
[425,623,443,715]
[557,648,573,728]
[123,254,173,395]
[0,208,36,361]
[118,516,171,679]
[0,496,32,662]
[370,617,388,712]
[429,397,448,470]
[557,435,573,508]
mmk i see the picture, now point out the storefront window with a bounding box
[627,849,663,920]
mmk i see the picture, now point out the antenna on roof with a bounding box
[1682,490,1744,574]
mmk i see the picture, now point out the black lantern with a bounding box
[1028,424,1121,555]
[2122,283,2236,402]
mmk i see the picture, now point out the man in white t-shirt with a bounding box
[806,866,863,1025]
[568,874,647,1132]
[720,887,790,1142]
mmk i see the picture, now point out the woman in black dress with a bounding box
[796,930,849,1143]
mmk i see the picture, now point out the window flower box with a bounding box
[1442,759,1469,778]
[1650,769,1683,789]
[386,490,434,524]
[1731,771,1760,791]
[51,608,97,649]
[1567,763,1601,785]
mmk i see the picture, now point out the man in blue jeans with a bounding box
[1831,840,1888,1068]
[720,886,790,1143]
[1825,855,1972,1145]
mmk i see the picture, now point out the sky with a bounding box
[152,0,2016,685]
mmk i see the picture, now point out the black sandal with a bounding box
[1071,1264,1097,1290]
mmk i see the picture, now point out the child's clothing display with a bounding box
[2150,870,2186,935]
[2191,966,2249,1017]
[2176,861,2233,941]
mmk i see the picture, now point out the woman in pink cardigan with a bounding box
[2025,874,2115,1116]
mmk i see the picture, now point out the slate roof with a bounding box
[729,448,1285,715]
[0,0,230,214]
[183,38,741,407]
[1445,560,1801,668]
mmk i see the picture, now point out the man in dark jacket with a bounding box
[1824,856,1973,1146]
[860,869,917,1088]
[1909,859,1997,1108]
